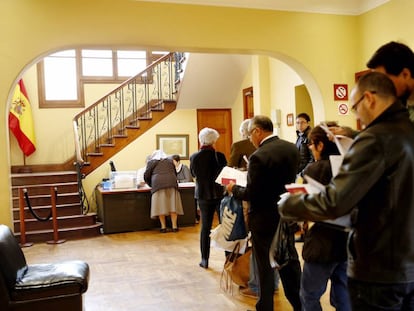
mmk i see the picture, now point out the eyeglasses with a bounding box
[351,91,377,113]
[247,127,257,139]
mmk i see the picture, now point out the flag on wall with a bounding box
[9,79,36,156]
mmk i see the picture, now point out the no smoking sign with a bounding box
[338,103,349,115]
[334,84,348,101]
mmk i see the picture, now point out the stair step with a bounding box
[11,171,77,185]
[13,203,84,219]
[13,213,98,232]
[14,223,103,244]
[12,182,78,196]
[12,192,80,208]
[87,152,104,156]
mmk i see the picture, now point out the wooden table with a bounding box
[95,182,196,234]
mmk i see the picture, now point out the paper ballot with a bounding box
[215,166,247,187]
[319,123,354,156]
[306,175,351,228]
[284,175,351,229]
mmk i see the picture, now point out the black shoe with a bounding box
[172,228,179,233]
[160,228,167,233]
[199,259,208,269]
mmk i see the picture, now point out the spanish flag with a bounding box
[9,79,36,156]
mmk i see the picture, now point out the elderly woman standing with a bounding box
[144,150,184,233]
[190,128,227,269]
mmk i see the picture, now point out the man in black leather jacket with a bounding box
[279,72,414,310]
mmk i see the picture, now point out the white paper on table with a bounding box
[215,166,247,187]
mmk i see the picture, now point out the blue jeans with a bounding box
[301,261,350,311]
[248,249,279,293]
[348,278,414,311]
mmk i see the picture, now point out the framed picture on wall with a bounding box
[156,134,189,159]
[287,113,294,126]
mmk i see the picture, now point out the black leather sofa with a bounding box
[0,225,89,311]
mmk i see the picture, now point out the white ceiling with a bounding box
[136,0,389,15]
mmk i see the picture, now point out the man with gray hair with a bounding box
[279,72,414,310]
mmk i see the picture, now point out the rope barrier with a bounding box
[24,188,52,222]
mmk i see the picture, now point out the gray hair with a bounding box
[198,127,219,146]
[149,149,167,161]
[239,119,251,138]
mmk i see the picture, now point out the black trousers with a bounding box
[198,199,221,261]
[250,212,302,311]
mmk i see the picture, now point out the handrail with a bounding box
[73,52,180,166]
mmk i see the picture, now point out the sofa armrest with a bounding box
[11,260,89,302]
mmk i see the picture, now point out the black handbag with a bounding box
[269,220,296,269]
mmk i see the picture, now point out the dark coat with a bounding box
[280,102,414,283]
[232,136,299,218]
[228,138,256,170]
[144,158,178,194]
[296,126,313,174]
[190,146,227,201]
[302,159,348,263]
[176,164,193,183]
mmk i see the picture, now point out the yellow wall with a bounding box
[0,0,411,226]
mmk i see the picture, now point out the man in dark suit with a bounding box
[227,115,301,311]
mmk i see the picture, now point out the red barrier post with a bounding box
[47,186,66,244]
[19,188,33,247]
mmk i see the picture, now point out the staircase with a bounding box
[10,52,185,242]
[11,171,101,243]
[72,52,181,176]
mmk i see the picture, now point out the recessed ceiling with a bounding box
[135,0,390,15]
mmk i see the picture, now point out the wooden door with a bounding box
[243,86,254,119]
[196,109,232,160]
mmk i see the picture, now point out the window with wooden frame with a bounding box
[37,49,167,108]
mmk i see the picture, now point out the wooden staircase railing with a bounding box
[72,52,182,176]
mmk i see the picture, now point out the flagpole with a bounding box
[20,153,32,173]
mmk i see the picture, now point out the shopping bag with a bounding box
[210,224,248,253]
[220,195,247,241]
[220,241,251,293]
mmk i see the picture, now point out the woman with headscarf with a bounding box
[190,128,227,268]
[144,150,184,233]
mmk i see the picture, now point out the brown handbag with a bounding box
[220,241,251,293]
